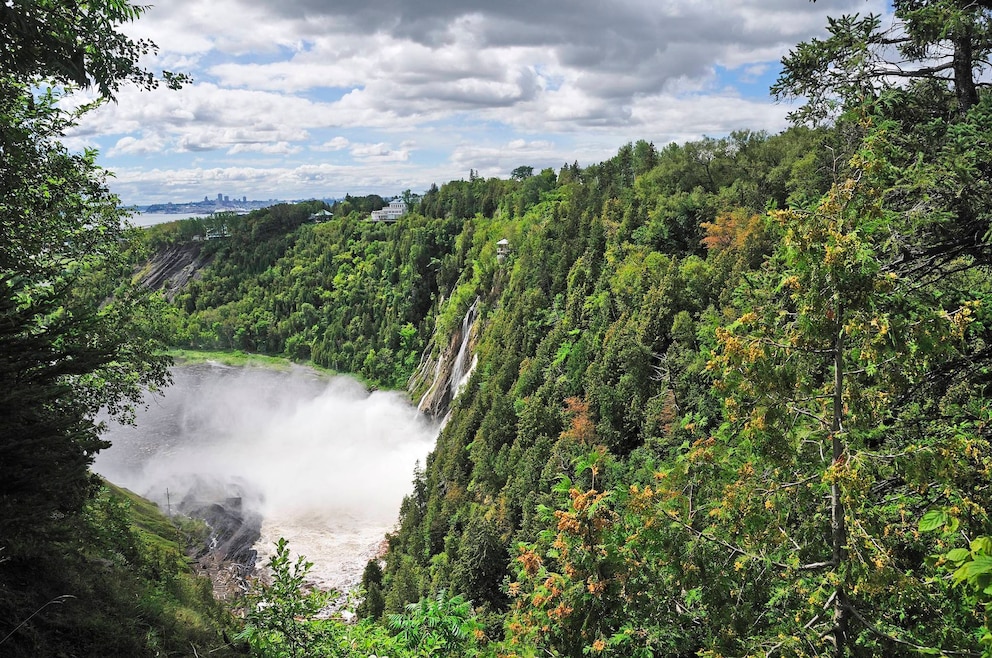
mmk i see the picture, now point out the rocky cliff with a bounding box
[409,298,480,419]
[139,242,213,300]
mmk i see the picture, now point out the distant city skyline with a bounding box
[139,192,286,213]
[65,0,890,205]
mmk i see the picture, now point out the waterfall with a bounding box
[416,349,446,413]
[449,297,479,399]
[413,296,480,417]
[94,363,438,593]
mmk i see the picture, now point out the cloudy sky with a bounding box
[67,0,886,205]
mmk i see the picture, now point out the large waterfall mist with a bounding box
[94,362,438,589]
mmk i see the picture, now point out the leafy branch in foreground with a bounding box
[388,589,484,657]
[240,539,485,658]
[238,538,335,658]
[922,515,992,658]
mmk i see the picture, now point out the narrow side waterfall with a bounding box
[94,363,438,592]
[413,297,481,419]
[449,297,479,399]
[416,348,446,414]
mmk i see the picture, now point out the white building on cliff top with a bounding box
[369,200,407,223]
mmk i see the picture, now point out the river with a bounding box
[93,362,438,591]
[129,212,212,227]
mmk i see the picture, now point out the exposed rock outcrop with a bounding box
[138,242,213,300]
[178,477,262,602]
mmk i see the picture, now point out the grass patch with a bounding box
[164,348,387,389]
[102,481,209,553]
[0,482,239,657]
[166,348,297,370]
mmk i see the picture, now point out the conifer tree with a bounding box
[705,119,990,655]
[0,0,175,554]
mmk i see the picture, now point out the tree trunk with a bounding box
[952,21,979,115]
[831,304,849,656]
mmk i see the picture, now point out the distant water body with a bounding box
[129,212,212,227]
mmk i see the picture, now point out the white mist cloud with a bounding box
[94,363,438,589]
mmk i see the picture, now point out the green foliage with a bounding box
[104,13,992,653]
[773,2,992,122]
[1,0,171,563]
[0,0,187,97]
[0,3,211,655]
[239,540,485,658]
[378,37,992,657]
[388,590,484,657]
[357,560,386,620]
[161,205,467,387]
[377,128,838,640]
[0,483,236,657]
[923,520,992,657]
[239,538,336,658]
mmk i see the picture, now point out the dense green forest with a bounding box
[4,0,992,657]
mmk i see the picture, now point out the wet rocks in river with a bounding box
[178,477,263,601]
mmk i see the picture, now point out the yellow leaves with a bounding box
[770,208,796,227]
[823,243,844,266]
[591,638,607,653]
[869,317,888,339]
[561,396,597,445]
[746,341,765,363]
[874,271,898,293]
[517,547,542,576]
[508,581,522,597]
[748,409,767,432]
[701,209,765,253]
[555,510,581,535]
[724,396,740,420]
[713,326,738,355]
[570,487,607,513]
[687,437,716,463]
[627,484,655,513]
[944,299,981,339]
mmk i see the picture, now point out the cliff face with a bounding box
[409,298,480,420]
[139,242,213,300]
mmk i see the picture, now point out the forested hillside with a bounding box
[5,0,992,656]
[147,105,992,658]
[376,115,992,656]
[145,4,992,656]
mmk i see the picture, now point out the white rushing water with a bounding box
[449,297,479,400]
[94,362,438,591]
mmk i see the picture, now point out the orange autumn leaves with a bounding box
[700,209,765,253]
